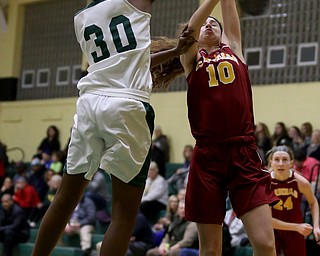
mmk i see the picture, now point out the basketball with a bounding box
[238,0,269,16]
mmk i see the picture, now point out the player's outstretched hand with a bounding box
[174,25,197,55]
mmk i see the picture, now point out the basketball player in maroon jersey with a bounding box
[178,0,278,255]
[269,146,320,256]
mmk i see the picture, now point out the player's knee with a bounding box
[252,238,275,255]
[201,242,222,256]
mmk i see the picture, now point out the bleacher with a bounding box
[2,162,253,256]
[5,228,105,256]
[0,163,182,255]
[8,226,252,256]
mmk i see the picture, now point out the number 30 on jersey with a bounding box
[84,15,137,63]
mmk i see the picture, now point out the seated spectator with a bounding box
[85,168,111,224]
[40,150,52,170]
[140,161,168,222]
[36,125,61,159]
[177,188,186,202]
[44,169,55,184]
[28,174,62,227]
[294,147,320,211]
[49,150,63,174]
[146,201,198,256]
[96,212,155,256]
[63,195,96,256]
[152,125,170,177]
[12,161,28,184]
[127,212,156,256]
[293,148,319,183]
[300,122,313,148]
[12,176,41,219]
[1,176,14,196]
[224,208,248,250]
[288,126,304,151]
[271,122,292,148]
[153,195,179,245]
[153,195,179,231]
[26,157,48,201]
[307,129,320,161]
[0,194,30,256]
[254,122,272,165]
[167,145,193,194]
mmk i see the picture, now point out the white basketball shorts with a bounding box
[66,93,155,183]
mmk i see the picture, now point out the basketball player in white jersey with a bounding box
[32,0,195,255]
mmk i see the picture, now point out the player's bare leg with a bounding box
[32,173,89,256]
[99,175,144,256]
[241,204,276,256]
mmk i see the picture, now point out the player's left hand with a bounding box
[175,32,197,55]
[313,226,320,245]
[174,24,197,55]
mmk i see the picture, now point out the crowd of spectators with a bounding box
[255,122,320,201]
[0,121,320,255]
[0,125,112,255]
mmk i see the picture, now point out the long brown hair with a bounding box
[151,23,188,89]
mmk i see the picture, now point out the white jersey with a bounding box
[74,0,152,102]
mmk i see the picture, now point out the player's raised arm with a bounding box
[180,0,220,76]
[220,0,244,62]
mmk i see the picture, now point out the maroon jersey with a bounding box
[271,171,306,256]
[271,170,303,223]
[187,44,254,142]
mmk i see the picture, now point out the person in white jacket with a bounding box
[224,208,248,249]
[140,161,168,222]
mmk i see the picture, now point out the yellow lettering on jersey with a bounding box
[196,52,239,72]
[274,188,298,198]
[215,53,239,64]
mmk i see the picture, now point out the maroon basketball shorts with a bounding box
[185,143,278,224]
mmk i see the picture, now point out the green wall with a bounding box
[1,81,320,163]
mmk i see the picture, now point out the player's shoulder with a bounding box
[293,171,311,189]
